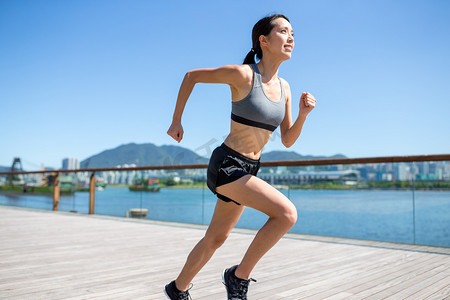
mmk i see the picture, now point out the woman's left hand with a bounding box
[299,92,316,117]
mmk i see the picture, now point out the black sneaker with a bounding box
[164,280,192,300]
[222,265,256,300]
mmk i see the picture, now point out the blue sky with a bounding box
[1,0,449,170]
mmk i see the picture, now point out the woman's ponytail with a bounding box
[243,49,256,64]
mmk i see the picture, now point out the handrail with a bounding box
[1,153,449,215]
[1,153,449,175]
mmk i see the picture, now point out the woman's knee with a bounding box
[283,204,298,228]
[276,199,298,229]
[203,231,230,250]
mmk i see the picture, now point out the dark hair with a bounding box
[243,14,290,64]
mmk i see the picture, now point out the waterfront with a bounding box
[0,187,449,247]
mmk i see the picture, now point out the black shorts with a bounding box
[207,143,260,205]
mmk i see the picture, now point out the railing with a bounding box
[1,153,449,247]
[1,153,449,212]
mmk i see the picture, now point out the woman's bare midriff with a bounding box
[223,120,273,160]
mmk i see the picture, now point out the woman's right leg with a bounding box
[216,174,298,281]
[174,199,245,291]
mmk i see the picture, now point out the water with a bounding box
[1,188,449,247]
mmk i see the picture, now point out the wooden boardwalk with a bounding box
[0,205,449,300]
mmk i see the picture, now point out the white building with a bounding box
[397,163,411,181]
[62,158,80,170]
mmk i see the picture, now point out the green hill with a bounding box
[79,142,346,169]
[2,145,346,171]
[261,151,346,161]
[80,143,208,168]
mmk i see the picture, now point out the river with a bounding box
[1,187,449,247]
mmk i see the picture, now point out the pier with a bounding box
[0,205,449,299]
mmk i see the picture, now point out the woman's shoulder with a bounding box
[225,64,254,76]
[220,64,254,83]
[214,64,253,80]
[216,64,252,73]
[279,77,291,92]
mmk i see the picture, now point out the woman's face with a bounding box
[263,18,295,60]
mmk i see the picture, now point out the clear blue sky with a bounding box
[1,0,449,170]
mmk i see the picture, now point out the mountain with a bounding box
[80,143,209,168]
[79,142,346,169]
[261,151,346,161]
[0,166,10,172]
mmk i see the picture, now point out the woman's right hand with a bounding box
[167,121,184,143]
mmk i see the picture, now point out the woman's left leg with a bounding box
[174,199,245,291]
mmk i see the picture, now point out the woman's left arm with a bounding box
[280,80,317,148]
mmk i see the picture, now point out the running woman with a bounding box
[165,14,316,300]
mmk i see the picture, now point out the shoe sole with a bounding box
[163,285,170,299]
[222,268,229,299]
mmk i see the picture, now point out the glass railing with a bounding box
[1,156,449,248]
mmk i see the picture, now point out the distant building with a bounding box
[259,170,360,186]
[62,158,80,170]
[396,163,410,181]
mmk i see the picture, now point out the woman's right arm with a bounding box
[167,65,247,143]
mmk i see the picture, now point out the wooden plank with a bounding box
[398,273,450,299]
[1,205,449,300]
[344,255,446,299]
[423,277,450,299]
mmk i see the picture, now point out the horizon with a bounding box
[1,0,449,170]
[3,140,446,171]
[0,141,349,170]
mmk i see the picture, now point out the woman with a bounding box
[165,14,316,300]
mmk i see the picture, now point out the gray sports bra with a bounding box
[231,64,286,132]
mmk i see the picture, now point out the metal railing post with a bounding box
[89,172,95,214]
[53,173,60,211]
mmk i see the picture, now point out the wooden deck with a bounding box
[0,205,449,300]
